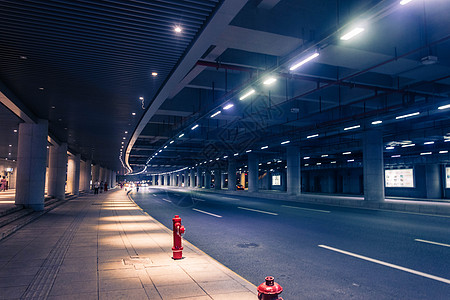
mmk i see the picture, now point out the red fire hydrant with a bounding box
[172,215,185,260]
[257,276,283,300]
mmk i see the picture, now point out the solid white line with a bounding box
[282,205,330,213]
[192,208,222,218]
[161,198,171,203]
[238,207,278,216]
[415,239,450,248]
[318,245,450,284]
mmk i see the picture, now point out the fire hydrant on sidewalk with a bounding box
[172,215,185,260]
[257,276,283,300]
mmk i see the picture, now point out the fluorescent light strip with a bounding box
[331,161,336,164]
[401,144,415,147]
[304,156,310,159]
[239,89,255,100]
[261,146,268,150]
[386,146,395,150]
[420,152,432,155]
[347,159,354,162]
[246,150,252,153]
[164,146,167,149]
[170,140,174,144]
[372,120,382,125]
[307,134,319,139]
[395,112,420,119]
[289,53,320,71]
[438,104,450,110]
[263,77,277,85]
[340,27,365,40]
[343,152,351,155]
[281,140,290,145]
[179,133,185,138]
[424,141,434,145]
[211,111,221,118]
[234,153,239,156]
[439,150,448,154]
[344,125,360,131]
[191,124,199,130]
[392,155,401,158]
[223,104,234,110]
[321,154,328,157]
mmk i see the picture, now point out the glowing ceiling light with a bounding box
[139,96,144,100]
[344,125,360,131]
[307,134,319,139]
[179,133,185,138]
[420,152,432,155]
[395,112,420,119]
[234,153,239,156]
[263,77,277,85]
[239,89,255,100]
[211,111,221,118]
[304,156,310,159]
[246,150,252,153]
[191,124,199,130]
[158,150,162,153]
[438,104,450,110]
[401,144,415,147]
[281,140,290,145]
[174,26,182,33]
[340,27,365,40]
[386,146,395,150]
[439,150,448,154]
[152,72,158,76]
[261,146,268,150]
[223,156,228,159]
[164,146,167,149]
[400,0,413,5]
[331,161,336,164]
[290,52,319,71]
[223,104,234,110]
[321,154,328,157]
[170,140,174,144]
[424,141,434,145]
[132,112,136,116]
[347,159,355,162]
[372,120,382,125]
[391,155,401,158]
[343,152,351,155]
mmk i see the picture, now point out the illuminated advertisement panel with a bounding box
[385,169,414,188]
[446,167,450,188]
[272,175,281,186]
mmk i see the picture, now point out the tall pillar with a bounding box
[215,169,221,190]
[287,146,301,195]
[92,164,100,183]
[190,169,195,188]
[205,169,211,189]
[67,154,80,195]
[84,160,92,191]
[184,170,189,188]
[228,160,237,191]
[47,142,68,200]
[426,164,441,199]
[15,120,48,211]
[112,170,116,188]
[363,129,385,202]
[197,167,202,188]
[152,175,156,185]
[165,174,170,186]
[248,153,258,193]
[158,174,162,186]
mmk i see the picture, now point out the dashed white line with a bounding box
[161,198,171,203]
[238,207,278,216]
[192,208,222,218]
[282,205,330,213]
[415,239,450,248]
[318,245,450,284]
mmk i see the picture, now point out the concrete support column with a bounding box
[197,168,202,188]
[248,153,259,193]
[363,129,385,202]
[190,169,195,188]
[82,160,92,192]
[205,169,211,189]
[15,120,48,211]
[157,174,162,186]
[47,142,68,200]
[183,170,188,187]
[67,154,80,195]
[165,174,169,186]
[426,164,441,199]
[287,146,301,195]
[215,169,221,190]
[92,164,100,184]
[228,160,237,191]
[151,175,156,185]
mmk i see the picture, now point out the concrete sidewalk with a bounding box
[0,189,257,299]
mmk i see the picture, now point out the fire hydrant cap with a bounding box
[257,276,283,295]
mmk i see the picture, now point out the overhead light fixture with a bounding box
[347,159,355,162]
[392,155,401,158]
[317,163,322,165]
[321,154,328,157]
[122,137,126,140]
[281,140,290,145]
[170,140,174,144]
[331,161,337,164]
[139,96,144,100]
[305,164,309,167]
[132,112,136,116]
[179,133,185,138]
[304,156,310,159]
[263,77,277,85]
[164,146,167,149]
[246,150,252,153]
[191,124,199,130]
[289,52,319,71]
[400,0,413,5]
[420,152,432,155]
[174,26,182,33]
[223,104,234,110]
[344,125,360,131]
[239,89,255,100]
[152,72,158,76]
[125,131,128,134]
[211,111,221,118]
[424,141,434,145]
[223,156,228,159]
[340,27,365,40]
[395,112,420,119]
[234,153,239,156]
[372,120,382,125]
[307,134,319,139]
[401,144,415,147]
[261,146,268,150]
[386,146,395,150]
[438,104,450,110]
[158,150,162,153]
[343,152,351,155]
[216,158,219,160]
[439,150,448,154]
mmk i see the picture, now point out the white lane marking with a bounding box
[192,208,222,218]
[161,198,171,203]
[221,197,239,201]
[318,245,450,285]
[415,239,450,248]
[282,205,330,213]
[238,207,278,216]
[152,194,157,196]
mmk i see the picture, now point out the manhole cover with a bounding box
[236,242,259,248]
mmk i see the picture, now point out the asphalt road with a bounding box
[131,187,450,299]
